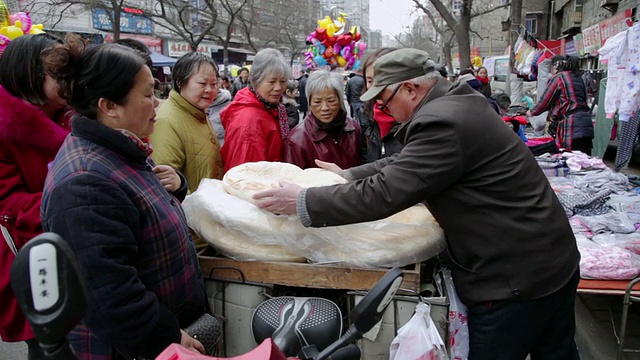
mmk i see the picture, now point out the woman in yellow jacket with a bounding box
[150,52,223,193]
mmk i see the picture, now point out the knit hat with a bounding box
[458,73,482,91]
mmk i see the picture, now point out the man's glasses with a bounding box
[378,85,401,117]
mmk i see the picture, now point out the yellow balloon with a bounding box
[349,26,358,36]
[0,22,24,40]
[29,23,44,34]
[325,24,336,37]
[317,16,333,30]
[337,56,347,67]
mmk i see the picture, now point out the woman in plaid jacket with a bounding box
[40,38,207,359]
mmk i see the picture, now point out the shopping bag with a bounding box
[442,269,469,360]
[389,302,448,360]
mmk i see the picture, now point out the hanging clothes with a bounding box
[598,31,627,119]
[614,110,640,171]
[593,78,616,159]
[618,24,640,122]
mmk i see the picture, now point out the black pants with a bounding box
[467,270,580,360]
[572,137,592,156]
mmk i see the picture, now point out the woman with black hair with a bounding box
[0,34,75,359]
[529,55,593,154]
[40,40,208,359]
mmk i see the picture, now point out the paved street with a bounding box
[0,339,27,359]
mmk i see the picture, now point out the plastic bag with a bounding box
[389,302,448,360]
[183,177,446,268]
[576,235,640,280]
[443,269,469,360]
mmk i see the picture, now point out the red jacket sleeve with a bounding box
[0,152,43,249]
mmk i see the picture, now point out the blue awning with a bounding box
[151,51,177,67]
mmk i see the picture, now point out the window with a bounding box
[525,14,538,34]
[453,0,462,11]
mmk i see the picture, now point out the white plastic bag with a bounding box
[389,302,448,360]
[443,269,469,360]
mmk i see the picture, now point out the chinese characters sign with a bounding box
[92,8,153,35]
[167,41,215,58]
[582,24,601,55]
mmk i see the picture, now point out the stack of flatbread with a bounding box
[182,162,446,267]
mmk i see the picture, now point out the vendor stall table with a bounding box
[578,278,640,360]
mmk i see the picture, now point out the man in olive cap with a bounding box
[254,48,580,360]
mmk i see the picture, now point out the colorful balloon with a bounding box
[0,21,24,40]
[10,12,31,32]
[306,11,368,70]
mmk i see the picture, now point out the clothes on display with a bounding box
[614,110,640,171]
[598,23,640,121]
[541,153,640,280]
[593,78,616,159]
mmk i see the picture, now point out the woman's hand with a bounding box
[315,160,343,176]
[180,329,205,354]
[153,165,181,192]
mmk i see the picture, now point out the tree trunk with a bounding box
[113,8,121,41]
[506,0,522,97]
[455,25,471,69]
[223,46,230,77]
[444,41,453,75]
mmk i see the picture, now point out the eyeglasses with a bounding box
[378,85,401,117]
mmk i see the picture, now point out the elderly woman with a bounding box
[149,52,223,193]
[220,48,292,172]
[41,42,207,359]
[284,70,361,170]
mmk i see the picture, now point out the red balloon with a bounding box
[336,34,353,47]
[354,33,362,42]
[322,36,336,47]
[315,27,327,41]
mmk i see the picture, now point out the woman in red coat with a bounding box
[220,48,292,173]
[285,70,361,170]
[0,34,73,357]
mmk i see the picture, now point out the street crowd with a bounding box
[0,32,589,359]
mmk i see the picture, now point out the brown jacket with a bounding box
[302,78,579,307]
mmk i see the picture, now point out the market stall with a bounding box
[184,162,449,357]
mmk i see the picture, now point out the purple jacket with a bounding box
[285,113,361,170]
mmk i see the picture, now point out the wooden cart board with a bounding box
[198,247,422,294]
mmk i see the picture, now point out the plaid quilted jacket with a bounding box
[41,116,206,359]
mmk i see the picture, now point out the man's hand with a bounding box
[180,329,205,354]
[253,181,302,215]
[153,165,181,192]
[315,160,343,176]
[526,110,532,118]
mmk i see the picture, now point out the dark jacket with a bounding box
[345,74,365,106]
[230,77,249,98]
[363,118,403,163]
[298,75,309,113]
[285,112,361,170]
[41,117,205,359]
[283,96,300,129]
[302,78,579,307]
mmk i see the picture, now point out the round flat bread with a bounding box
[223,162,348,203]
[182,180,305,262]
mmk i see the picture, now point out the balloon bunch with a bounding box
[305,12,367,71]
[0,0,45,56]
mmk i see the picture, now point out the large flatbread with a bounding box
[183,180,305,262]
[212,162,446,267]
[223,162,348,203]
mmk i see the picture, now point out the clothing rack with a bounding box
[514,25,558,56]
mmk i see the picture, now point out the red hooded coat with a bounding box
[0,86,72,342]
[220,87,285,172]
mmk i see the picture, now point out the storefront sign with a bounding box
[599,8,632,45]
[167,40,215,57]
[104,33,162,53]
[565,39,577,56]
[92,8,153,35]
[573,34,584,56]
[581,24,601,55]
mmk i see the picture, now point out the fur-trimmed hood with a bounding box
[0,86,71,153]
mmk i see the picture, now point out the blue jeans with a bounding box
[467,270,580,360]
